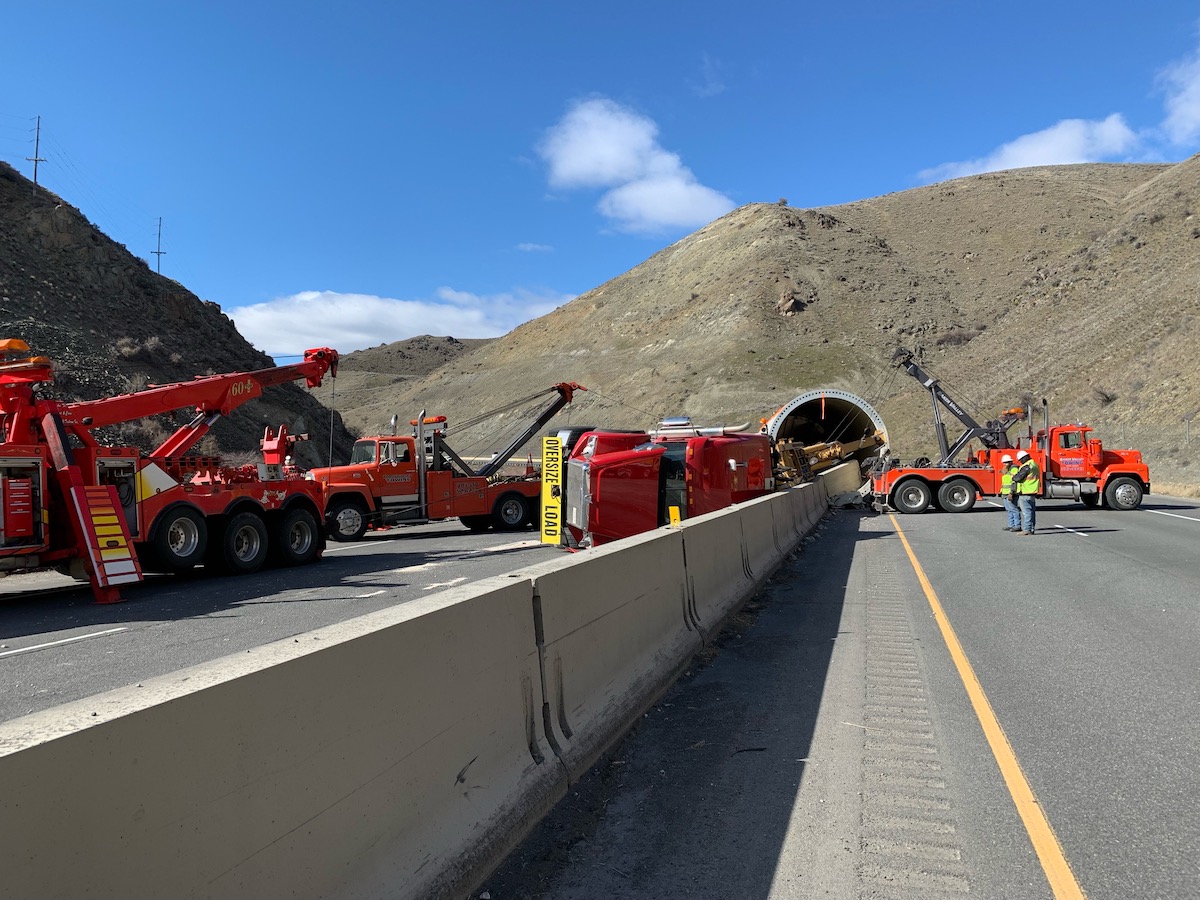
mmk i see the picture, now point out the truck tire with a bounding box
[1080,493,1101,508]
[213,511,269,574]
[892,479,932,514]
[272,507,320,566]
[1103,477,1144,511]
[493,493,531,531]
[937,479,976,513]
[153,506,207,571]
[326,496,369,541]
[460,515,492,532]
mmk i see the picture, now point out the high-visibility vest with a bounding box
[1017,459,1041,494]
[1000,464,1017,492]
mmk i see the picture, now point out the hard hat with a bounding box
[1017,450,1030,459]
[1001,454,1013,462]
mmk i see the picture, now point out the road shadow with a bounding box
[481,508,887,899]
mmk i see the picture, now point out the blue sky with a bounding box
[3,2,1199,360]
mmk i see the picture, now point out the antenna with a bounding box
[152,217,166,273]
[25,115,46,190]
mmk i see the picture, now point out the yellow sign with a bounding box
[668,505,681,527]
[540,436,563,544]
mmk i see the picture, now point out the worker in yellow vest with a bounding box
[1013,449,1042,535]
[999,454,1021,531]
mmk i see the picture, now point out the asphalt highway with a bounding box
[0,522,553,722]
[4,496,1197,898]
[482,494,1200,900]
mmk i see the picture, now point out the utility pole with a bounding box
[25,115,46,189]
[152,217,166,273]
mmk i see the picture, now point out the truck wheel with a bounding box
[1080,494,1101,508]
[937,479,976,513]
[1103,477,1143,511]
[272,507,320,566]
[460,515,492,532]
[892,479,932,514]
[493,493,531,531]
[153,507,207,571]
[214,511,269,574]
[326,497,369,541]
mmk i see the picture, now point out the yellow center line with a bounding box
[891,514,1086,900]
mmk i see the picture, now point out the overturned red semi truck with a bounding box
[544,418,775,548]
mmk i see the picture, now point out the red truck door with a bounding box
[1049,428,1089,478]
[369,438,423,516]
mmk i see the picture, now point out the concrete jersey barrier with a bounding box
[520,526,700,782]
[0,481,834,899]
[0,577,564,900]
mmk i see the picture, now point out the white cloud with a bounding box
[228,287,573,357]
[919,114,1140,183]
[538,97,735,234]
[599,175,738,232]
[691,53,726,98]
[516,242,553,252]
[1159,40,1200,145]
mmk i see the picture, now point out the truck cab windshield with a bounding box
[350,441,377,465]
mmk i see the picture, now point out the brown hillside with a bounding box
[0,161,355,467]
[315,336,492,436]
[5,153,1198,487]
[343,158,1199,485]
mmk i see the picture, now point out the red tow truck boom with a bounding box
[0,339,338,603]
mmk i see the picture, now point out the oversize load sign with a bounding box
[540,436,563,544]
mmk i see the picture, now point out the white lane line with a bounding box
[425,577,469,591]
[1146,509,1200,523]
[354,590,387,598]
[474,540,540,554]
[1051,524,1090,538]
[394,562,441,573]
[0,627,128,659]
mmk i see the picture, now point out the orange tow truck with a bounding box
[308,382,584,540]
[871,349,1150,513]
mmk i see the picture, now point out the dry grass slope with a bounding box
[4,153,1198,486]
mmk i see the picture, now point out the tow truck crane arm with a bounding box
[475,382,586,477]
[55,347,338,458]
[892,348,1022,464]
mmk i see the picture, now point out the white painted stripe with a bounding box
[394,562,441,573]
[1146,509,1200,523]
[0,627,128,659]
[475,540,540,553]
[355,590,387,598]
[1051,524,1090,538]
[104,560,139,576]
[105,573,142,585]
[425,577,468,590]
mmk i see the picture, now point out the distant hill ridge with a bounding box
[4,154,1198,485]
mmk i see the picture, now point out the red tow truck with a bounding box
[307,382,585,540]
[0,338,339,602]
[871,349,1150,513]
[551,418,775,547]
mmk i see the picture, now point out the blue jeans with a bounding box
[1018,495,1036,533]
[1003,496,1021,528]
